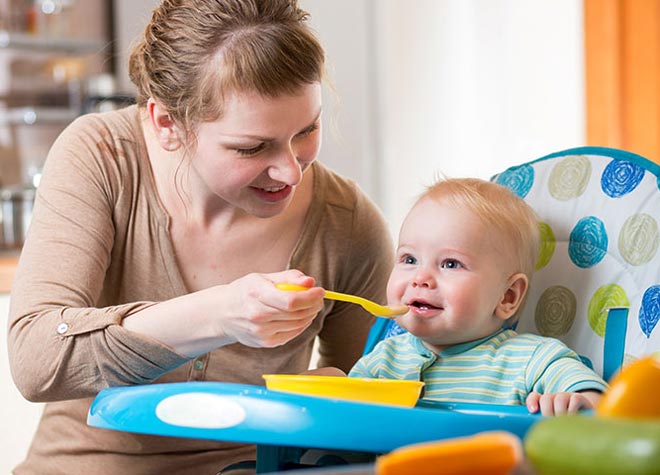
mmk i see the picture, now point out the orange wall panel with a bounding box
[585,0,660,163]
[621,0,660,160]
[585,0,622,149]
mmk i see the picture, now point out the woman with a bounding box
[7,1,394,473]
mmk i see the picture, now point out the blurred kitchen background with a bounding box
[1,0,655,472]
[0,0,139,251]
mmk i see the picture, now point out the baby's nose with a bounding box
[411,270,435,288]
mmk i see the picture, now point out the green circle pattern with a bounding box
[618,213,659,266]
[535,285,577,337]
[587,284,630,337]
[536,222,556,270]
[548,155,592,201]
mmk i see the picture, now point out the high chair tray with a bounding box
[87,381,541,453]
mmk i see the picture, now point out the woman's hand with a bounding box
[122,269,325,357]
[526,390,602,416]
[216,269,325,348]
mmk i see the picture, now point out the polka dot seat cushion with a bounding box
[494,146,660,375]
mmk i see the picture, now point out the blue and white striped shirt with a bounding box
[349,329,608,405]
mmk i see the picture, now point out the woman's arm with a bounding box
[122,270,325,357]
[8,114,325,401]
[7,115,162,402]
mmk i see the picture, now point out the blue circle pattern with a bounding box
[640,285,660,338]
[495,165,534,198]
[569,216,608,268]
[601,159,645,198]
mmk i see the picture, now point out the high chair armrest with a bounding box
[603,307,628,381]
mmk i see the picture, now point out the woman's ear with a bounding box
[495,273,529,320]
[147,98,182,152]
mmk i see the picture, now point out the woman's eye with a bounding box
[297,122,319,138]
[441,259,462,269]
[234,143,266,156]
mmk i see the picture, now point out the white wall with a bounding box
[373,0,585,234]
[113,0,160,94]
[301,0,381,200]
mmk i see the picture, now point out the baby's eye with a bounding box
[441,259,462,269]
[401,254,417,265]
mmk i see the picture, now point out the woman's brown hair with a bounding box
[128,0,325,141]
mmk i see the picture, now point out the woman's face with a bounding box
[191,82,322,218]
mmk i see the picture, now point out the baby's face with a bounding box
[387,198,514,352]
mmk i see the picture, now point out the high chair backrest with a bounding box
[366,147,660,380]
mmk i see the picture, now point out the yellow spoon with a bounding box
[276,283,408,318]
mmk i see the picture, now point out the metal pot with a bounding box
[0,185,36,249]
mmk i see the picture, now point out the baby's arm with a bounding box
[526,390,602,416]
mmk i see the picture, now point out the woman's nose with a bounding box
[269,147,303,186]
[411,269,436,289]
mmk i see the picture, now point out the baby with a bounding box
[336,178,607,415]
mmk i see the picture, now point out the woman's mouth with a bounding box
[251,184,293,203]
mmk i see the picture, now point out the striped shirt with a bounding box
[349,329,608,405]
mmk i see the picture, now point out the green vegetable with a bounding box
[524,415,660,475]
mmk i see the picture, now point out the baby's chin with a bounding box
[398,317,444,339]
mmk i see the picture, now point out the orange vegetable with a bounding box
[596,354,660,419]
[375,431,522,475]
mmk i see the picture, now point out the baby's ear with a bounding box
[495,273,529,320]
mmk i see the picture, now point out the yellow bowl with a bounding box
[262,374,424,407]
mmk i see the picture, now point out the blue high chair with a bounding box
[497,146,659,375]
[87,146,660,474]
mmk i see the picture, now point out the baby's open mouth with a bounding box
[410,300,441,311]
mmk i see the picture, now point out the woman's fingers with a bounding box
[267,273,325,316]
[238,310,317,348]
[217,271,325,348]
[269,269,317,290]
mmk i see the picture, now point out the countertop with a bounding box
[0,252,19,294]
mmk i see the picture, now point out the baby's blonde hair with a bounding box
[420,178,540,279]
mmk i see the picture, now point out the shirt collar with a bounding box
[411,328,510,357]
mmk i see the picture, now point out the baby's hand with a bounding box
[526,390,601,416]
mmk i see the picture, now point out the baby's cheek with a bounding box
[385,277,401,305]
